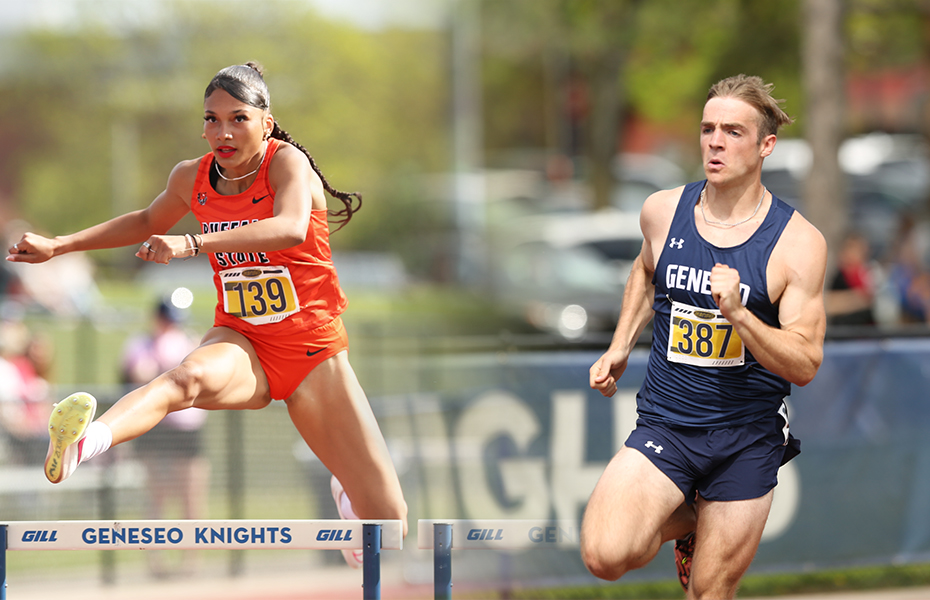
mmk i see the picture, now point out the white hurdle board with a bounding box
[418,519,578,550]
[4,519,404,551]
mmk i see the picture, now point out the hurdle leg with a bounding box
[362,523,381,600]
[1,524,7,600]
[434,523,452,600]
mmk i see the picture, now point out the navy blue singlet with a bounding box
[638,181,794,428]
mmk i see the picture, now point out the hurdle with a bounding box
[418,519,578,599]
[0,519,403,600]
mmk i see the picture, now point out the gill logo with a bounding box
[467,528,504,541]
[316,529,354,542]
[22,530,59,542]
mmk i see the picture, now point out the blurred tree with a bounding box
[802,0,847,265]
[480,0,806,208]
[481,0,641,210]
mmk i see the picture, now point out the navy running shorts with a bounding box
[625,409,800,505]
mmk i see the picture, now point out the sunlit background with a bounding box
[0,1,929,598]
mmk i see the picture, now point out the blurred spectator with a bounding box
[825,232,876,327]
[887,215,930,324]
[0,320,55,464]
[4,219,100,316]
[121,297,208,578]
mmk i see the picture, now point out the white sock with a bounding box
[79,422,112,464]
[340,491,359,520]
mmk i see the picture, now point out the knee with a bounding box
[581,544,623,581]
[580,534,631,582]
[371,491,407,523]
[389,498,409,537]
[361,487,408,522]
[352,487,409,537]
[163,360,207,403]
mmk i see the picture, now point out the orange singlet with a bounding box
[190,138,349,400]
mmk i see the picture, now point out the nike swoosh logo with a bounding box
[307,347,327,357]
[252,195,269,204]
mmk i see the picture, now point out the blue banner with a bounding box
[384,338,930,586]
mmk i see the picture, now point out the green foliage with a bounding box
[499,562,930,599]
[480,0,809,165]
[1,0,927,275]
[848,0,929,71]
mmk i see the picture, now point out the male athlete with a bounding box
[581,74,826,599]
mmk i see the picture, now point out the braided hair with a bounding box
[204,62,361,230]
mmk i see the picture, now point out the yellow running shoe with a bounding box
[45,392,97,484]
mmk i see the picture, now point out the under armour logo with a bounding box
[669,238,684,249]
[645,441,663,454]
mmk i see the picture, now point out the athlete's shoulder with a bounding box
[267,141,325,205]
[783,209,826,253]
[641,185,687,237]
[268,141,317,179]
[643,184,687,211]
[773,210,827,279]
[165,156,205,198]
[268,140,307,168]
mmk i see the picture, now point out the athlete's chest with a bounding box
[194,188,275,222]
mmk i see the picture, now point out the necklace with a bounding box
[215,149,266,182]
[700,187,765,228]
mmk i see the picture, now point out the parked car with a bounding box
[762,133,930,258]
[488,209,643,340]
[611,152,688,214]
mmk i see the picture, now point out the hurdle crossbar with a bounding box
[1,519,403,600]
[418,519,578,599]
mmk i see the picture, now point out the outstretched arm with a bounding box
[589,187,680,397]
[7,160,195,264]
[589,249,655,397]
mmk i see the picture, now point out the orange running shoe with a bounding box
[674,532,695,592]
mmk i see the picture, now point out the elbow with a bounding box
[280,225,307,248]
[790,352,823,387]
[285,231,306,248]
[792,372,816,387]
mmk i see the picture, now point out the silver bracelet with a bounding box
[183,233,199,258]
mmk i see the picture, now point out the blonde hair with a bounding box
[707,74,794,141]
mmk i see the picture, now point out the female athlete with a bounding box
[6,62,407,567]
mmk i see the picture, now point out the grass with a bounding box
[475,562,930,599]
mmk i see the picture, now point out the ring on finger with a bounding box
[142,241,152,251]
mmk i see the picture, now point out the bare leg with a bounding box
[98,327,270,445]
[581,446,693,581]
[284,351,408,536]
[688,490,773,600]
